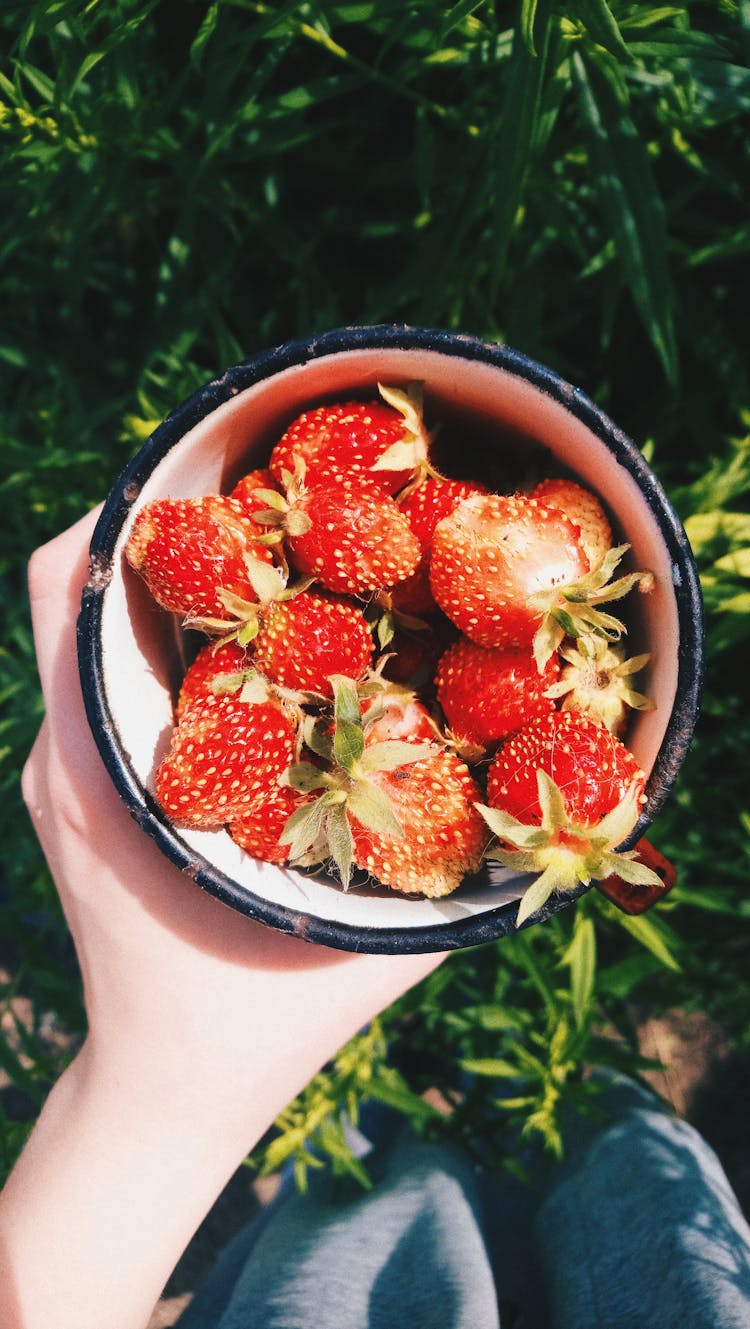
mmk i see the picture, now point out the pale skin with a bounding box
[0,507,444,1329]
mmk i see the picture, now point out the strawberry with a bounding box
[230,468,282,521]
[399,476,490,547]
[532,478,612,571]
[430,493,587,647]
[361,689,438,745]
[125,495,275,620]
[228,783,313,865]
[155,687,297,828]
[254,475,421,596]
[391,476,489,615]
[176,639,253,720]
[478,710,660,925]
[435,638,560,754]
[281,677,486,897]
[269,383,429,496]
[430,493,652,669]
[252,590,374,695]
[351,749,487,897]
[486,710,644,825]
[130,384,661,926]
[544,639,655,735]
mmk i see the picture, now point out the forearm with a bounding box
[6,507,445,1329]
[0,941,438,1329]
[0,1035,306,1329]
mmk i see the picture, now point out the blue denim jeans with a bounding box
[177,1077,750,1329]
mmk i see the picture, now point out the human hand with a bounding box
[1,506,445,1329]
[22,505,444,1111]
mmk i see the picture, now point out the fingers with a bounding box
[28,505,102,703]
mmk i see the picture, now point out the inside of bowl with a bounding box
[100,345,680,934]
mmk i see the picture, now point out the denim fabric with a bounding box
[179,1136,498,1329]
[176,1079,750,1329]
[534,1101,750,1328]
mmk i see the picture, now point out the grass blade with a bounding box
[571,50,678,383]
[577,0,631,62]
[560,914,597,1029]
[490,0,553,296]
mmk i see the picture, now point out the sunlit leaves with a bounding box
[571,48,678,383]
[490,0,553,293]
[1,0,749,1189]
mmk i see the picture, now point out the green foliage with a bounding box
[264,892,682,1180]
[1,0,749,1185]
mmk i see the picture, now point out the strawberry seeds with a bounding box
[125,382,662,925]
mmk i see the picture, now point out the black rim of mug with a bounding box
[76,325,704,953]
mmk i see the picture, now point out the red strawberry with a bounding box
[269,384,429,496]
[281,480,421,595]
[399,476,490,552]
[479,710,660,926]
[430,493,650,670]
[176,639,252,720]
[351,748,488,897]
[125,495,275,620]
[155,689,297,827]
[252,591,374,695]
[230,467,282,521]
[281,677,485,897]
[430,492,588,651]
[435,638,560,753]
[228,784,313,865]
[391,476,489,615]
[486,710,645,827]
[532,478,612,570]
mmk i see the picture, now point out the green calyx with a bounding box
[187,555,313,646]
[248,466,313,539]
[478,771,660,928]
[210,666,312,718]
[210,666,268,701]
[279,673,435,887]
[544,639,655,732]
[372,381,443,484]
[529,544,655,672]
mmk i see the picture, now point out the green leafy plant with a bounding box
[1,0,748,1187]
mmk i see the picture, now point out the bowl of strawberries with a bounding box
[77,325,703,952]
